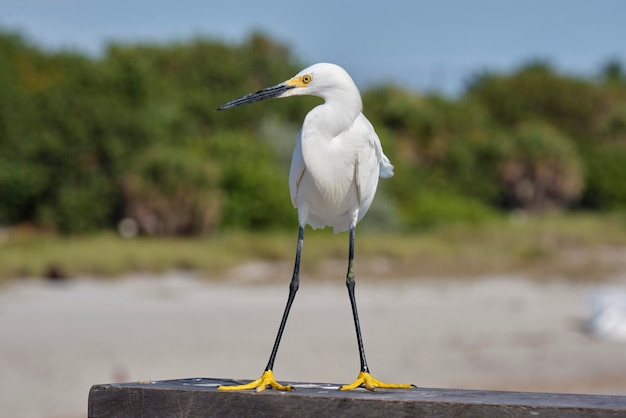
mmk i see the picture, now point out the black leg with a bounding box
[340,225,413,391]
[219,226,305,391]
[264,225,304,372]
[346,225,370,374]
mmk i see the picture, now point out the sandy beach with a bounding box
[1,269,626,418]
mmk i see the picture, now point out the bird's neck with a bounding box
[299,91,363,204]
[310,90,362,138]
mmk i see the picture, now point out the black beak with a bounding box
[217,83,295,111]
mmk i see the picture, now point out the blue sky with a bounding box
[2,0,625,95]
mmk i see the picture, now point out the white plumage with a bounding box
[285,63,394,232]
[217,63,410,392]
[219,62,393,232]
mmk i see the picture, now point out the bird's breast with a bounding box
[300,137,357,212]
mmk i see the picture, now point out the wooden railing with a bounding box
[88,377,626,417]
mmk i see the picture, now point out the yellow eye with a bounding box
[302,74,312,84]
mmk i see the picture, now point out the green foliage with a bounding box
[0,37,137,232]
[466,61,602,142]
[583,145,626,209]
[401,188,496,229]
[207,131,296,230]
[1,29,626,235]
[0,30,304,233]
[123,144,222,235]
[438,131,506,204]
[498,122,583,210]
[365,88,505,226]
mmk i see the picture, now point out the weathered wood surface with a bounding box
[89,377,626,418]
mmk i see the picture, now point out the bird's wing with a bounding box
[354,114,394,206]
[289,129,305,208]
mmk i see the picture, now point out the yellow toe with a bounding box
[340,371,413,391]
[218,370,293,392]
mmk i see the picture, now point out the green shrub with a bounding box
[467,62,602,142]
[401,188,496,229]
[583,145,626,209]
[0,133,48,223]
[208,131,297,230]
[498,122,583,210]
[122,144,222,235]
[2,29,626,234]
[39,175,117,233]
[439,131,506,204]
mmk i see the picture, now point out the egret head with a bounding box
[217,63,358,110]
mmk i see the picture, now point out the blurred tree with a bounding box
[466,61,602,143]
[583,144,626,209]
[600,59,625,84]
[498,122,583,210]
[364,86,502,226]
[1,28,625,234]
[207,131,296,230]
[122,144,222,235]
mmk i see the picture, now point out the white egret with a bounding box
[217,63,412,392]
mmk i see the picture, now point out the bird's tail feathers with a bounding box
[379,155,394,178]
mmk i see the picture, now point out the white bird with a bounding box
[216,63,411,392]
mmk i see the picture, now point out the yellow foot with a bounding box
[340,371,413,391]
[218,370,293,392]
